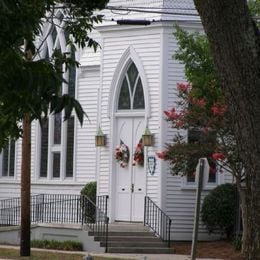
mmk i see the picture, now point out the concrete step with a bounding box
[107,247,175,254]
[90,222,173,254]
[108,223,150,232]
[94,235,161,242]
[100,241,168,248]
[89,231,154,237]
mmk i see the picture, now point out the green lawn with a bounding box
[0,248,133,260]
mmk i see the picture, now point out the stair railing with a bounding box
[81,195,109,253]
[144,196,172,248]
[0,194,110,252]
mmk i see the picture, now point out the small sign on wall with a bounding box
[147,156,156,175]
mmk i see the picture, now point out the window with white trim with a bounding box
[118,62,145,110]
[39,17,75,180]
[185,128,217,185]
[0,139,16,178]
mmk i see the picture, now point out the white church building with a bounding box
[0,0,233,241]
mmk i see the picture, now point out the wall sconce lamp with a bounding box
[142,126,153,146]
[95,126,106,147]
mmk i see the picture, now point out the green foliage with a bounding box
[0,0,108,148]
[80,181,97,203]
[157,27,244,179]
[31,239,83,251]
[174,26,223,104]
[249,0,260,18]
[201,183,237,239]
[80,182,97,223]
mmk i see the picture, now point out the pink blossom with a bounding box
[194,98,206,107]
[156,151,167,159]
[164,108,178,120]
[212,152,225,161]
[177,83,191,92]
[211,103,227,116]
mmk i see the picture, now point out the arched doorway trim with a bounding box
[108,45,150,119]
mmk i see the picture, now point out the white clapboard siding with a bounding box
[97,26,162,203]
[80,31,101,67]
[0,183,21,200]
[75,68,100,183]
[31,184,83,195]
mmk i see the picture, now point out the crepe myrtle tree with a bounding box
[157,27,246,250]
[0,0,108,256]
[157,81,243,182]
[157,27,244,182]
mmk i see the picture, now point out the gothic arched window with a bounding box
[118,63,145,110]
[39,16,75,180]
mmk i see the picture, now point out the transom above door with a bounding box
[117,62,145,111]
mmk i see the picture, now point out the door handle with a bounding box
[131,184,134,193]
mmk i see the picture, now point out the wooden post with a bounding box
[20,113,31,256]
[20,40,32,256]
[191,158,205,260]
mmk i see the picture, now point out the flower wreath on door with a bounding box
[115,140,130,168]
[132,138,144,166]
[115,139,144,168]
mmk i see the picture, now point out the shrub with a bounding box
[80,181,97,223]
[201,183,237,239]
[31,239,83,251]
[80,181,97,203]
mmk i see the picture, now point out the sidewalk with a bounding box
[0,245,223,260]
[89,252,223,260]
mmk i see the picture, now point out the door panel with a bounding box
[131,118,145,221]
[115,119,132,221]
[115,117,146,221]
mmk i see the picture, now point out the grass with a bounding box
[31,239,83,251]
[0,248,133,260]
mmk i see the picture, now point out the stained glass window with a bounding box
[133,78,145,109]
[118,62,145,110]
[1,139,15,177]
[54,112,62,145]
[39,20,76,180]
[66,116,74,178]
[186,128,217,184]
[52,152,60,178]
[51,27,57,45]
[40,118,48,178]
[118,78,131,109]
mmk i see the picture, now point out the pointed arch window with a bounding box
[118,63,145,110]
[39,18,75,180]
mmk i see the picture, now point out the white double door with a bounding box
[114,117,146,222]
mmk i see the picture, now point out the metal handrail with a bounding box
[144,196,172,248]
[81,195,109,252]
[0,193,110,252]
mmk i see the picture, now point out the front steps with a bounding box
[90,222,175,254]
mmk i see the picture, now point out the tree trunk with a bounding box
[239,188,248,253]
[20,114,31,257]
[193,1,260,259]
